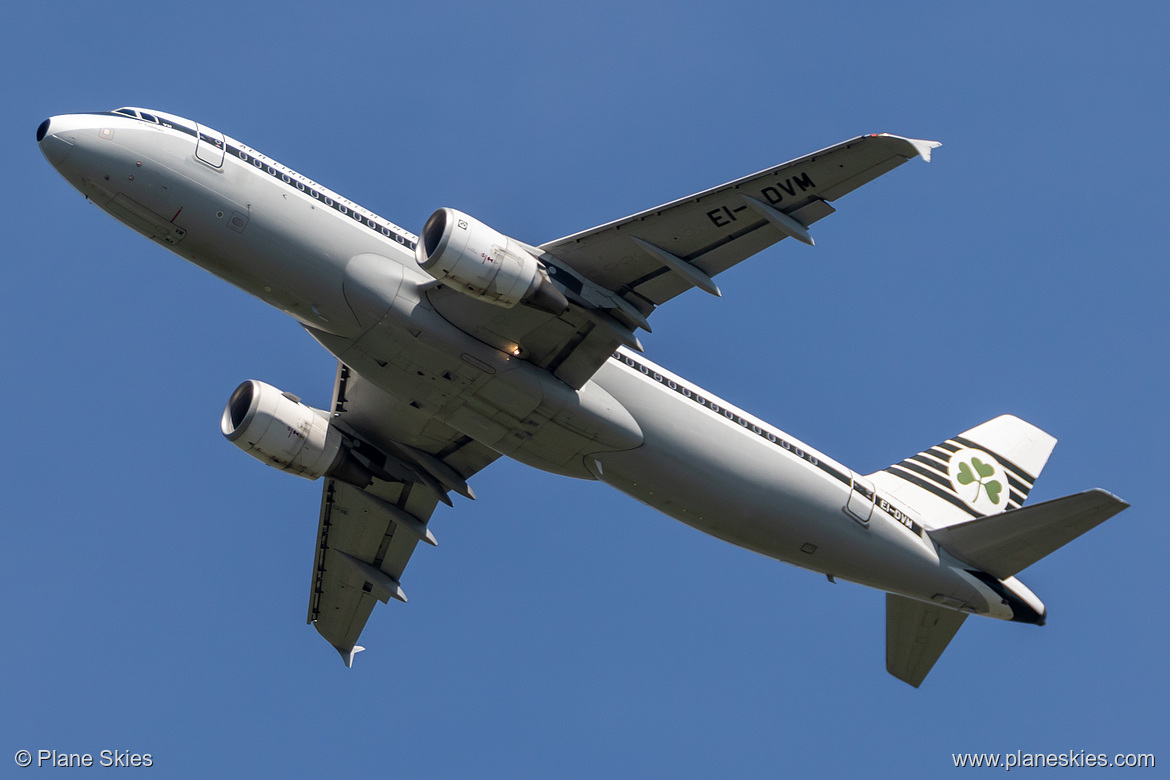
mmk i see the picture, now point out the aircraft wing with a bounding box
[307,363,500,665]
[425,134,936,389]
[540,134,938,309]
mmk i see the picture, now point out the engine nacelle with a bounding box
[221,380,348,480]
[416,208,568,314]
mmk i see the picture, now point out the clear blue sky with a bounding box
[4,2,1167,776]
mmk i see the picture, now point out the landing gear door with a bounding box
[195,123,226,168]
[846,472,874,525]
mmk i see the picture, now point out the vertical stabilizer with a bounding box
[869,415,1057,529]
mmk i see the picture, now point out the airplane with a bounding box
[37,108,1128,686]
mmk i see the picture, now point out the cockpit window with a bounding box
[111,108,162,124]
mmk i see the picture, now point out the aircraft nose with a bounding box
[37,115,76,167]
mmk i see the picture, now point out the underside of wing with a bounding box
[424,282,638,389]
[540,134,938,310]
[307,363,500,665]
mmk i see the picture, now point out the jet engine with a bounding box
[416,208,568,314]
[221,379,371,485]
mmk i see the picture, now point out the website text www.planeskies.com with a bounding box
[952,750,1154,770]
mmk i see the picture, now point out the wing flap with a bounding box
[886,593,968,688]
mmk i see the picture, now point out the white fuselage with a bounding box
[38,109,1040,623]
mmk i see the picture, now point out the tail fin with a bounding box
[929,489,1129,579]
[868,415,1058,528]
[876,416,1129,687]
[887,488,1128,687]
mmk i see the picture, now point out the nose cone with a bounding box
[37,115,76,167]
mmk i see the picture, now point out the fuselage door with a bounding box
[195,123,226,168]
[846,472,874,525]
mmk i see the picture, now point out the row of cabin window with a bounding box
[110,108,416,249]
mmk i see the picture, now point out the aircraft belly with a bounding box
[308,287,645,479]
[590,396,858,563]
[589,359,983,606]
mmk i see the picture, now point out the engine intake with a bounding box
[221,380,370,484]
[416,208,568,314]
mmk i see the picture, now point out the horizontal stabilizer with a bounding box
[929,489,1129,579]
[886,593,968,687]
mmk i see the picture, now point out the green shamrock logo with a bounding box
[955,456,1002,505]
